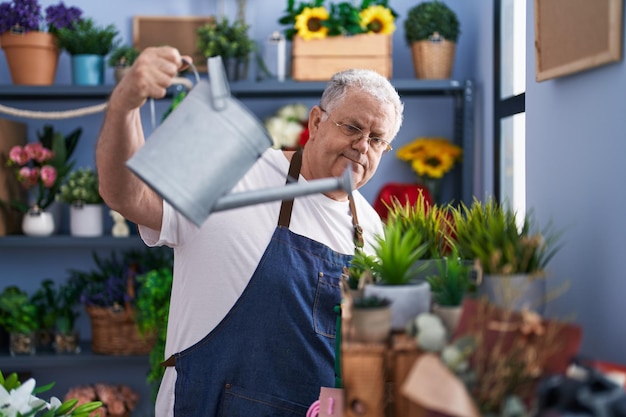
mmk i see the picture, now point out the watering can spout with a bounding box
[127,56,353,227]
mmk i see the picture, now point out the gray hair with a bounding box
[319,69,404,139]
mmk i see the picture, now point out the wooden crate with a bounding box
[341,334,428,417]
[0,118,27,236]
[291,34,392,81]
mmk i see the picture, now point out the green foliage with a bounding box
[56,18,120,55]
[57,167,103,205]
[404,0,460,44]
[426,252,473,306]
[450,198,563,276]
[353,218,430,285]
[385,192,454,259]
[135,268,173,402]
[353,295,391,308]
[196,17,256,60]
[31,279,81,336]
[0,286,39,333]
[107,45,140,67]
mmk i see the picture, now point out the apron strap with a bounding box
[278,149,364,250]
[278,149,303,227]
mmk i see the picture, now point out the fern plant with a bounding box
[56,17,119,55]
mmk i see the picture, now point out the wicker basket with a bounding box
[86,275,156,355]
[410,39,456,79]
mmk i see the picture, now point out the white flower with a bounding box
[265,116,305,149]
[413,313,447,352]
[0,378,48,417]
[277,103,308,122]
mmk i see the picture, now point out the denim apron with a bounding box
[164,150,362,416]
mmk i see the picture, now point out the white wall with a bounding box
[526,0,626,364]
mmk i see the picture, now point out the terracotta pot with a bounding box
[0,31,59,85]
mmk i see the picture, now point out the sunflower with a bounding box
[359,5,396,35]
[397,137,463,179]
[295,7,330,40]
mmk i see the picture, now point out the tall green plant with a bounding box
[450,198,563,276]
[56,18,120,55]
[426,251,473,306]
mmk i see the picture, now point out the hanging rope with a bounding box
[0,102,108,120]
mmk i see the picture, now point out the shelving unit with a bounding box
[0,78,474,415]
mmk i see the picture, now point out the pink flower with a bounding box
[40,165,57,188]
[8,146,29,165]
[24,142,55,163]
[18,167,40,188]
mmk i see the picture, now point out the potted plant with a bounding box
[426,252,474,334]
[0,285,39,355]
[353,217,432,330]
[0,0,82,85]
[2,125,81,236]
[350,295,392,344]
[107,44,140,83]
[55,17,120,85]
[449,197,563,314]
[196,16,256,81]
[57,167,104,237]
[404,0,460,79]
[31,279,58,350]
[278,0,398,80]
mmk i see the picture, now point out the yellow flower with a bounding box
[359,5,396,35]
[397,137,463,179]
[295,7,329,40]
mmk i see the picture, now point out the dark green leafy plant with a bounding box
[450,197,563,276]
[426,252,473,306]
[31,278,82,336]
[353,295,391,308]
[135,267,173,402]
[404,0,460,44]
[107,44,140,67]
[196,17,256,60]
[56,17,120,55]
[0,286,39,333]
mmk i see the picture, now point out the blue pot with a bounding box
[71,54,104,85]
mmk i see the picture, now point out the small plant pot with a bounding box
[54,331,81,354]
[10,331,36,356]
[37,328,55,351]
[351,306,392,343]
[70,204,103,237]
[431,303,463,336]
[364,282,431,331]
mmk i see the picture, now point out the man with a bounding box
[96,46,404,417]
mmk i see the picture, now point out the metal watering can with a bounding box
[127,56,353,226]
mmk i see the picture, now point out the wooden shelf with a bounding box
[0,235,144,249]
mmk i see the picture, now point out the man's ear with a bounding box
[307,105,324,138]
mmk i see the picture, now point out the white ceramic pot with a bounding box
[70,204,103,237]
[431,303,463,336]
[22,208,54,237]
[364,282,431,330]
[477,273,546,314]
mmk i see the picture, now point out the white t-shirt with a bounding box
[139,148,383,417]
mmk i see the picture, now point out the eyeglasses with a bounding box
[322,110,392,153]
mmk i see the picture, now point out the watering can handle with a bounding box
[207,56,231,112]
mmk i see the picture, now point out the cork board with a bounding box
[534,0,623,81]
[133,16,215,72]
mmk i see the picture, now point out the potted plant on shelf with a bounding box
[0,0,82,85]
[107,44,140,83]
[449,197,563,314]
[57,167,104,237]
[0,285,39,355]
[404,0,460,79]
[55,17,120,85]
[1,125,81,236]
[196,16,256,81]
[353,217,432,331]
[31,279,58,350]
[278,0,398,81]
